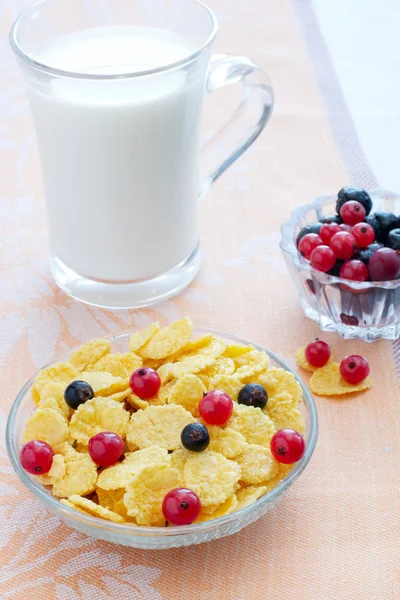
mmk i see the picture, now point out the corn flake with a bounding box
[108,388,131,403]
[182,450,241,508]
[79,371,129,396]
[167,374,206,415]
[141,317,193,359]
[266,392,305,433]
[165,334,214,363]
[195,494,238,523]
[228,404,276,447]
[310,362,372,396]
[209,375,243,402]
[97,446,170,490]
[126,405,196,451]
[67,494,125,523]
[129,322,160,353]
[126,394,149,411]
[235,485,267,510]
[236,444,279,485]
[90,352,142,378]
[36,454,66,486]
[39,382,71,419]
[203,357,235,379]
[70,339,111,371]
[207,426,247,459]
[223,345,254,359]
[234,350,269,379]
[258,368,303,404]
[158,355,216,384]
[124,463,181,526]
[23,407,68,451]
[32,362,79,404]
[69,397,129,445]
[37,396,69,421]
[52,449,98,498]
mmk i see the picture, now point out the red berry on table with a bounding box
[340,355,370,384]
[130,367,161,399]
[298,233,323,260]
[351,222,375,248]
[162,488,201,525]
[339,223,352,232]
[310,245,336,272]
[305,339,331,368]
[270,429,305,464]
[329,231,356,260]
[368,247,400,281]
[20,440,54,475]
[339,260,369,282]
[340,200,366,225]
[199,390,233,425]
[88,431,125,467]
[319,223,341,245]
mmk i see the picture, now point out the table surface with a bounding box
[1,1,400,599]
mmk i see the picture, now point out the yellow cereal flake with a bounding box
[79,371,129,396]
[182,450,241,508]
[141,317,193,359]
[195,494,238,523]
[266,392,305,433]
[90,352,142,378]
[52,448,98,498]
[209,375,243,402]
[126,394,149,411]
[70,339,111,371]
[295,346,333,372]
[197,374,211,390]
[129,322,160,352]
[234,350,269,379]
[67,494,125,523]
[108,388,131,403]
[68,397,129,445]
[170,448,191,474]
[310,362,372,396]
[223,344,254,359]
[36,454,66,486]
[194,336,226,359]
[258,368,303,404]
[165,334,214,363]
[60,498,88,514]
[97,446,170,490]
[203,357,235,379]
[37,396,68,421]
[96,487,127,516]
[235,485,267,510]
[124,463,181,526]
[23,408,68,451]
[158,355,216,384]
[167,374,206,415]
[32,362,79,404]
[39,382,71,419]
[151,380,176,406]
[236,444,279,485]
[228,404,276,447]
[126,405,196,451]
[207,426,247,459]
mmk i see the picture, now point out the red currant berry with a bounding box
[339,260,369,282]
[339,223,352,232]
[340,355,370,384]
[88,431,125,467]
[305,339,331,368]
[20,440,54,475]
[199,390,233,425]
[270,429,305,464]
[350,223,375,248]
[130,367,161,399]
[310,245,336,272]
[298,233,323,260]
[329,232,356,260]
[319,223,341,245]
[162,488,201,525]
[340,200,366,225]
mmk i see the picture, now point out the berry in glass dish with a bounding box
[358,243,383,265]
[64,380,94,409]
[88,431,125,467]
[298,233,323,260]
[351,223,375,248]
[387,228,400,250]
[340,260,369,282]
[368,247,400,281]
[374,212,398,243]
[336,187,373,216]
[198,390,233,425]
[20,440,54,475]
[270,429,305,464]
[329,231,356,260]
[340,355,370,384]
[130,367,161,399]
[338,223,352,232]
[340,201,366,225]
[162,488,201,525]
[238,383,268,409]
[364,214,384,243]
[181,423,210,452]
[319,223,341,245]
[296,222,322,246]
[305,340,331,368]
[320,214,342,225]
[310,245,336,272]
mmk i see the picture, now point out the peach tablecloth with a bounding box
[1,1,399,598]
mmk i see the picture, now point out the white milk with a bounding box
[27,27,205,281]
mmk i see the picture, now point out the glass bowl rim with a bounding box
[280,188,400,291]
[6,327,318,538]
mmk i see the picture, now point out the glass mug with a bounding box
[11,0,274,309]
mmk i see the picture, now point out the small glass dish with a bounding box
[6,329,318,549]
[280,189,400,342]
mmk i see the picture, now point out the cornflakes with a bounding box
[310,362,372,395]
[128,322,160,352]
[90,352,142,378]
[70,339,111,371]
[23,407,68,451]
[52,449,98,498]
[203,357,235,379]
[141,317,193,359]
[158,355,216,384]
[258,368,303,404]
[228,404,276,447]
[167,374,206,415]
[236,444,279,485]
[79,371,129,396]
[126,405,196,451]
[234,350,269,379]
[195,494,238,522]
[69,397,129,445]
[207,426,247,459]
[39,382,71,419]
[209,375,243,402]
[235,485,267,510]
[223,345,253,359]
[266,392,305,433]
[67,494,125,523]
[97,446,170,490]
[36,454,66,486]
[32,362,79,404]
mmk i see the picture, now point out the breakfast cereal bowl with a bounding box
[280,189,400,341]
[6,328,317,549]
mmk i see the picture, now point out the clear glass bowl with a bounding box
[6,329,318,549]
[280,190,400,342]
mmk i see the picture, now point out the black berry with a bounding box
[238,384,268,409]
[374,212,399,243]
[336,187,373,216]
[387,228,400,250]
[296,222,322,246]
[181,423,210,452]
[357,242,383,265]
[327,259,344,277]
[64,380,94,409]
[364,215,383,242]
[320,214,342,225]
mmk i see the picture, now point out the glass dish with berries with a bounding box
[280,188,400,341]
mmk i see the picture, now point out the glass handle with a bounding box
[199,54,274,197]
